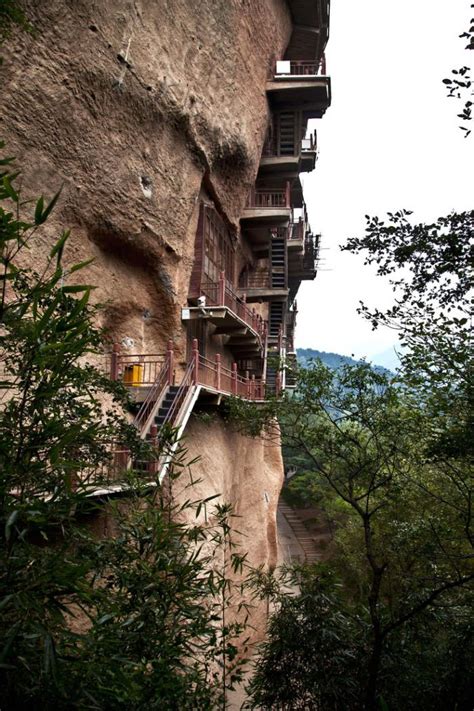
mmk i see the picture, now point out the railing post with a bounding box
[110,342,120,381]
[231,362,237,395]
[148,424,158,476]
[219,270,226,306]
[245,370,250,399]
[251,374,256,400]
[241,293,246,320]
[167,339,174,385]
[216,353,221,391]
[192,338,199,385]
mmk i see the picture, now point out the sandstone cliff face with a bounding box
[3,0,289,657]
[3,0,291,359]
[177,414,284,652]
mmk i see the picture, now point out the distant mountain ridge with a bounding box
[296,348,394,376]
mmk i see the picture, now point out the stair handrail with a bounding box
[134,341,174,435]
[159,358,195,434]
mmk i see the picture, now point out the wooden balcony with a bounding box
[184,272,266,359]
[259,126,317,176]
[238,271,288,303]
[300,129,317,172]
[267,57,331,117]
[285,1,330,62]
[288,233,320,300]
[260,120,301,177]
[288,219,305,250]
[242,184,292,225]
[194,351,265,402]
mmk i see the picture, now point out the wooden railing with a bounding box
[246,182,291,209]
[274,56,326,77]
[239,271,271,289]
[200,272,267,341]
[193,347,265,401]
[263,130,317,158]
[107,342,175,435]
[108,347,168,385]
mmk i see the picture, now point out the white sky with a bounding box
[297,0,473,361]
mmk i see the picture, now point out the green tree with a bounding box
[248,360,473,709]
[0,148,251,709]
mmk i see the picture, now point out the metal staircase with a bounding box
[277,111,296,155]
[271,232,287,289]
[153,385,180,428]
[269,301,284,337]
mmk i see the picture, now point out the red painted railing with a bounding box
[134,342,174,433]
[200,272,267,342]
[246,182,291,209]
[103,338,268,482]
[274,56,326,77]
[239,271,271,289]
[107,342,175,435]
[193,346,265,401]
[108,347,168,385]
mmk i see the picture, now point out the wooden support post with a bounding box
[215,353,221,391]
[192,338,199,385]
[231,362,237,395]
[219,270,226,306]
[110,342,120,381]
[245,369,250,398]
[167,339,174,385]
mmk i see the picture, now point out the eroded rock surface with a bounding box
[2,0,288,660]
[3,0,291,359]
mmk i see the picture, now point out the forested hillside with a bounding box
[296,347,394,375]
